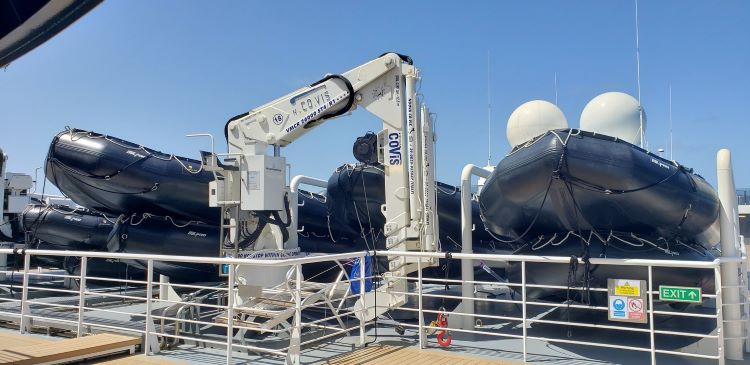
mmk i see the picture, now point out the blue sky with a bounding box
[1,1,749,191]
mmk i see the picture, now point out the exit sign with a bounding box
[659,286,702,303]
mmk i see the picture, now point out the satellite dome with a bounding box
[580,92,645,145]
[506,100,568,147]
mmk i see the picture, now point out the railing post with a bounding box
[521,260,527,363]
[226,263,234,365]
[76,257,87,337]
[19,253,30,334]
[359,253,366,347]
[716,149,744,360]
[286,263,302,365]
[144,260,159,355]
[715,264,726,365]
[460,164,493,330]
[648,265,655,365]
[417,254,425,349]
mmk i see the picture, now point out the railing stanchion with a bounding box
[417,254,425,348]
[521,260,527,363]
[144,259,157,355]
[286,263,302,365]
[19,253,30,334]
[226,263,234,365]
[648,265,655,365]
[715,264,725,365]
[76,257,87,337]
[359,253,366,346]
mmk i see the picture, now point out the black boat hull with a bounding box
[479,129,720,247]
[46,129,219,224]
[326,164,502,254]
[507,240,716,303]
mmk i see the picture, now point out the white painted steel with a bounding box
[289,175,328,249]
[648,266,655,365]
[1,248,747,363]
[405,72,421,226]
[359,253,366,346]
[144,260,157,355]
[226,263,234,365]
[717,148,744,360]
[459,164,493,330]
[19,253,30,334]
[76,257,87,337]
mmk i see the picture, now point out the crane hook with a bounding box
[436,311,452,347]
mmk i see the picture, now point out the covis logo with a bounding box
[388,132,402,165]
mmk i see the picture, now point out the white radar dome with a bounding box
[506,100,568,147]
[580,92,645,145]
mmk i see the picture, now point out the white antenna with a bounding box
[634,0,644,148]
[669,83,673,160]
[554,72,558,105]
[486,50,492,167]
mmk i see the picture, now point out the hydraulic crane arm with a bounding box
[224,52,413,149]
[214,52,438,277]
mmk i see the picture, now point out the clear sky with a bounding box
[1,1,749,192]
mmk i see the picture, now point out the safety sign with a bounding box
[608,279,647,323]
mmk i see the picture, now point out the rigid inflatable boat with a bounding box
[479,129,720,248]
[45,128,343,238]
[46,129,220,224]
[327,163,501,254]
[21,204,142,278]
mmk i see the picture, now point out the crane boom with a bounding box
[210,53,439,293]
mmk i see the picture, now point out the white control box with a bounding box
[5,173,32,190]
[240,155,286,211]
[7,195,29,213]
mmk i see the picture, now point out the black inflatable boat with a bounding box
[479,129,720,249]
[327,163,502,254]
[46,129,220,224]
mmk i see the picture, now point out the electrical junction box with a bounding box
[240,155,286,211]
[5,173,32,190]
[7,195,29,213]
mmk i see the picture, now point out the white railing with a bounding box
[375,250,748,365]
[0,248,746,364]
[0,248,368,365]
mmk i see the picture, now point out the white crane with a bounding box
[207,52,440,317]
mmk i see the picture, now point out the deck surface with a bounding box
[323,345,521,365]
[0,332,139,364]
[90,354,186,364]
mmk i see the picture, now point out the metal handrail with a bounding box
[2,247,747,365]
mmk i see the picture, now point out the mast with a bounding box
[554,72,559,105]
[634,0,644,148]
[669,83,673,160]
[486,50,492,167]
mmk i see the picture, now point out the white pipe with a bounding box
[159,275,170,300]
[716,148,744,360]
[405,73,421,224]
[459,164,493,330]
[420,105,437,252]
[289,175,327,250]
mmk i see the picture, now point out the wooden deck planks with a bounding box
[0,333,140,365]
[324,345,520,365]
[90,354,186,364]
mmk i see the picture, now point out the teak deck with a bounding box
[0,332,139,365]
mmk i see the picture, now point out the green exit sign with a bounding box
[659,286,702,303]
